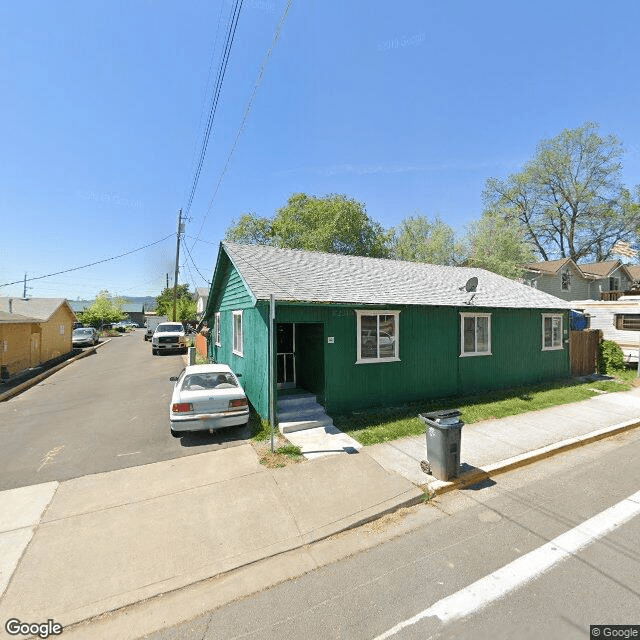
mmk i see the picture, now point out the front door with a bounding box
[30,333,40,367]
[276,323,295,389]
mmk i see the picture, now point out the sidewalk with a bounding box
[367,385,640,491]
[0,445,422,637]
[1,387,639,637]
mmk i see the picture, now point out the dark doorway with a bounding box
[276,323,295,389]
[295,323,325,397]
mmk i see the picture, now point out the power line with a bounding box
[0,233,175,288]
[182,0,227,205]
[183,0,244,220]
[190,0,294,248]
[181,237,212,285]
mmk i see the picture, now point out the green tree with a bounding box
[78,290,125,328]
[225,193,394,258]
[155,284,197,321]
[461,213,535,278]
[392,215,458,265]
[484,122,640,262]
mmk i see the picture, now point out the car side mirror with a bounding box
[235,372,242,377]
[169,376,178,382]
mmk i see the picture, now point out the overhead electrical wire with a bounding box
[181,237,212,285]
[189,0,294,250]
[183,0,244,220]
[182,0,227,206]
[0,233,175,288]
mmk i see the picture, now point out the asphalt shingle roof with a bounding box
[579,260,622,278]
[0,310,40,324]
[223,242,572,309]
[522,258,573,275]
[0,298,73,321]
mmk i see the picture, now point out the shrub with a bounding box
[598,340,625,374]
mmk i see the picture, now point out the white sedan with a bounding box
[169,364,249,437]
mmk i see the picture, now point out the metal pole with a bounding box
[173,209,182,322]
[269,294,276,452]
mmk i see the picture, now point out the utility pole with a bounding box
[173,209,183,322]
[23,273,27,298]
[166,273,169,290]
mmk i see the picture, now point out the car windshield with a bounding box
[156,324,183,332]
[181,372,239,391]
[73,329,93,335]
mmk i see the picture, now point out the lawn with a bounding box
[332,371,635,446]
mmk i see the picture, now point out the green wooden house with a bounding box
[205,242,573,419]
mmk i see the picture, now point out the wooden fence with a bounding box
[570,329,601,377]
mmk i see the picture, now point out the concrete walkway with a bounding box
[0,446,422,637]
[1,386,639,637]
[367,385,640,489]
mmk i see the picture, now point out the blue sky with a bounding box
[1,0,639,300]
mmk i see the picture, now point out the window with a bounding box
[214,312,221,346]
[460,313,491,356]
[615,314,640,331]
[59,325,65,335]
[542,314,563,350]
[561,270,571,291]
[609,276,620,291]
[355,310,400,363]
[232,310,243,356]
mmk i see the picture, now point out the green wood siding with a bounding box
[275,304,570,416]
[208,256,570,419]
[209,261,269,415]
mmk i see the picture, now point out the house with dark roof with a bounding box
[0,298,76,376]
[522,258,636,301]
[204,243,572,419]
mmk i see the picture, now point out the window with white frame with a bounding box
[542,314,563,350]
[460,313,491,356]
[214,312,221,346]
[355,310,400,363]
[561,269,571,291]
[232,311,243,356]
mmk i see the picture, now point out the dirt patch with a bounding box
[252,439,305,468]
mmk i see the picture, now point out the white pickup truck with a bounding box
[151,321,189,355]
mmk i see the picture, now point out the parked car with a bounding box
[169,364,249,437]
[72,327,99,347]
[152,322,189,355]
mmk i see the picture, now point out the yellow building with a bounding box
[0,298,76,377]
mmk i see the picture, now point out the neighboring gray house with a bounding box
[522,258,636,301]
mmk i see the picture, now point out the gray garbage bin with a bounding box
[419,409,463,481]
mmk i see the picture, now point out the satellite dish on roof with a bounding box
[460,277,478,292]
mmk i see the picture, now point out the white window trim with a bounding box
[459,313,492,357]
[355,310,400,364]
[542,313,564,351]
[214,312,221,346]
[232,310,244,357]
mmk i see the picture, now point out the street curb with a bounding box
[425,418,640,497]
[0,340,111,402]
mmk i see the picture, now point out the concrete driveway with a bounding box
[0,330,251,490]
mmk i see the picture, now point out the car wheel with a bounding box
[170,428,182,438]
[152,348,157,355]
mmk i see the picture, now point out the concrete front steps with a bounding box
[277,393,334,433]
[277,392,363,459]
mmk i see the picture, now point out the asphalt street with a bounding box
[141,428,640,640]
[0,330,251,490]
